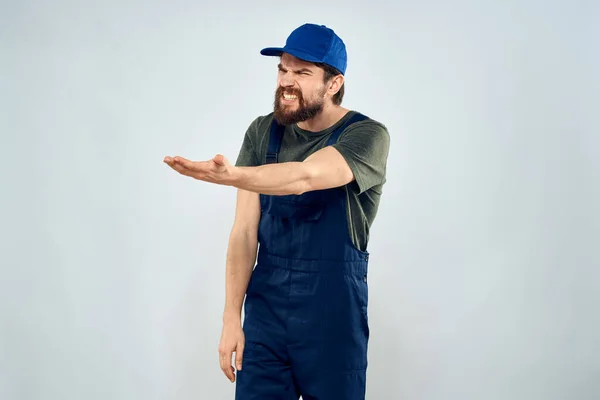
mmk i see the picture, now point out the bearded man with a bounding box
[164,22,390,400]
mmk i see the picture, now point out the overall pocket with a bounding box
[263,196,324,221]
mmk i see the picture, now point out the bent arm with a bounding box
[223,189,261,324]
[232,146,353,195]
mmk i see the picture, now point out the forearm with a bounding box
[223,229,258,324]
[233,162,314,195]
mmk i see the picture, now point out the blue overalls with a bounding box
[235,113,370,400]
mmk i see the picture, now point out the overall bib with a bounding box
[235,113,371,400]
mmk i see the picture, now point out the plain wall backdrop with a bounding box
[1,0,599,399]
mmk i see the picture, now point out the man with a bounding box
[164,23,390,399]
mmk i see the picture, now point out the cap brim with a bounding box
[260,47,285,56]
[260,47,323,64]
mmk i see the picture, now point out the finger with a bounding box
[163,156,184,170]
[213,154,225,165]
[173,156,191,163]
[235,343,244,371]
[219,352,227,375]
[174,156,200,170]
[168,160,195,177]
[178,158,214,175]
[220,351,235,382]
[219,351,228,370]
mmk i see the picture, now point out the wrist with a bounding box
[222,309,242,325]
[227,166,246,187]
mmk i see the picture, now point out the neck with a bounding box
[296,104,350,132]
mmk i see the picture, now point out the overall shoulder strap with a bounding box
[265,117,285,164]
[326,112,369,146]
[267,112,368,163]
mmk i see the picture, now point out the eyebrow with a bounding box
[278,63,313,74]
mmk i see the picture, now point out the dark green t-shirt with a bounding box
[235,110,390,252]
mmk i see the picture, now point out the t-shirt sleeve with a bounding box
[332,119,391,194]
[235,117,261,167]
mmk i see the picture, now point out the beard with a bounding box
[273,86,326,125]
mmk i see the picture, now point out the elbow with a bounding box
[294,163,318,195]
[230,223,258,244]
[294,180,311,195]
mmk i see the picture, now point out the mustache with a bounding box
[276,86,302,97]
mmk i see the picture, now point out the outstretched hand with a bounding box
[163,154,237,185]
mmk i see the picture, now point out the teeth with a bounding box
[283,93,297,100]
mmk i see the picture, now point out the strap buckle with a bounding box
[265,152,278,164]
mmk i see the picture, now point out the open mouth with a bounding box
[282,93,298,101]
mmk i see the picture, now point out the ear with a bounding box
[326,74,344,97]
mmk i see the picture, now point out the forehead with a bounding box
[280,53,318,70]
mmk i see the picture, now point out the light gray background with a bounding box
[1,0,599,399]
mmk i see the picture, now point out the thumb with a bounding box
[213,154,226,165]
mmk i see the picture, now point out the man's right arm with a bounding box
[223,188,261,323]
[218,117,264,382]
[224,116,263,324]
[218,187,260,382]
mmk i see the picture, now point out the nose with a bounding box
[278,71,294,88]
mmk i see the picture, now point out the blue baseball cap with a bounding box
[260,23,348,75]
